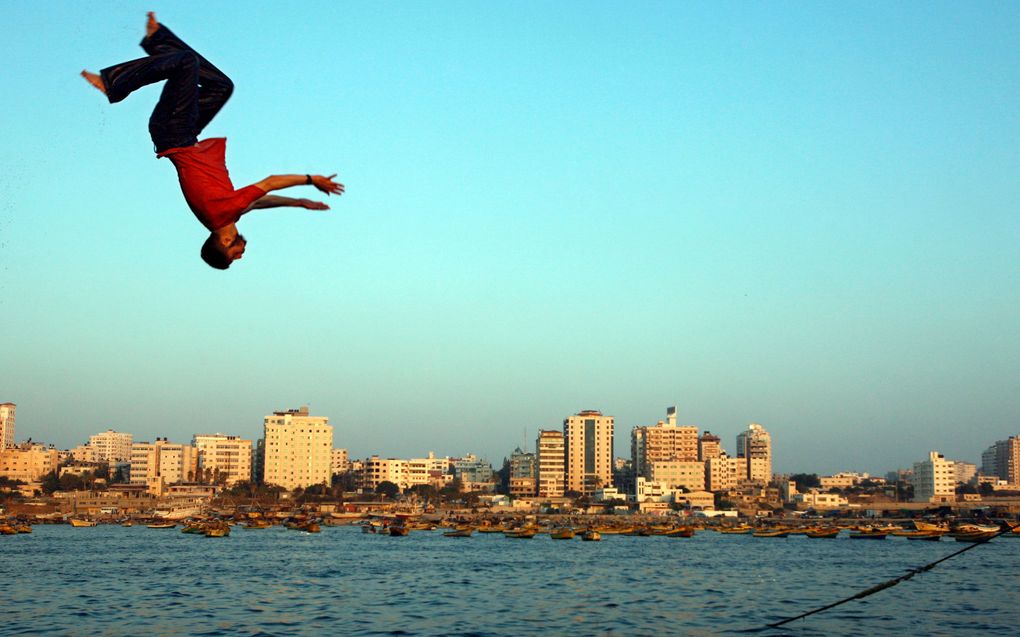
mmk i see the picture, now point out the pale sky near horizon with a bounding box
[1,1,1018,475]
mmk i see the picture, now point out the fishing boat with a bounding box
[503,528,538,539]
[904,531,944,541]
[849,530,887,540]
[300,521,321,533]
[69,518,97,528]
[951,530,997,543]
[388,525,410,537]
[718,526,754,535]
[913,520,950,533]
[550,527,576,540]
[0,524,17,535]
[146,522,177,529]
[476,525,505,533]
[806,528,840,539]
[244,519,271,529]
[753,529,790,538]
[581,529,601,541]
[443,527,474,538]
[663,526,695,538]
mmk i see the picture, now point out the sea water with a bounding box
[2,525,1018,636]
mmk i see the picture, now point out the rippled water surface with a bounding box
[2,525,1018,635]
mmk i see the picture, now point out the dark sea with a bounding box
[2,525,1018,636]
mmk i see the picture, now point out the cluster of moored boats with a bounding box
[8,515,1017,545]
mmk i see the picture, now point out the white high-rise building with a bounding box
[262,406,333,490]
[0,403,15,449]
[981,436,1020,485]
[536,429,565,498]
[88,429,134,463]
[631,406,699,479]
[912,451,956,503]
[736,423,772,484]
[564,410,614,494]
[192,433,253,486]
[130,438,199,495]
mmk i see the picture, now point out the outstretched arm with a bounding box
[254,174,345,197]
[246,195,330,211]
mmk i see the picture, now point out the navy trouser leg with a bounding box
[97,23,233,153]
[100,51,201,152]
[140,24,234,135]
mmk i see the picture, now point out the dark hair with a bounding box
[200,234,231,270]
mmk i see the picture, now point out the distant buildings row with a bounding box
[2,400,1019,507]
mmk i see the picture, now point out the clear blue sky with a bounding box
[2,2,1018,475]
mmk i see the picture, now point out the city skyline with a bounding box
[2,3,1018,477]
[2,399,1014,477]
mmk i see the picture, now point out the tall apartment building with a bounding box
[564,410,614,494]
[535,429,565,497]
[698,431,722,461]
[631,406,698,479]
[0,402,15,448]
[192,434,253,486]
[130,438,199,495]
[705,454,742,492]
[649,460,706,492]
[736,423,772,483]
[912,450,956,503]
[953,462,976,486]
[0,443,59,482]
[981,436,1020,485]
[262,406,333,490]
[88,429,134,463]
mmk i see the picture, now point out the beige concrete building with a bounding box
[736,423,772,483]
[407,453,448,488]
[649,459,706,492]
[954,461,977,485]
[69,444,98,463]
[981,436,1020,485]
[0,402,15,449]
[192,434,253,486]
[331,448,350,475]
[631,406,698,480]
[564,410,614,494]
[536,429,565,498]
[698,431,722,461]
[262,406,333,490]
[912,450,956,504]
[0,443,59,482]
[705,454,742,492]
[87,429,134,463]
[130,438,199,495]
[361,456,410,490]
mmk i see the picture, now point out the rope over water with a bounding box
[741,521,1020,632]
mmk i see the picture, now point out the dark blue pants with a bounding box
[100,25,234,153]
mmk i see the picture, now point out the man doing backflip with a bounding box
[82,13,344,269]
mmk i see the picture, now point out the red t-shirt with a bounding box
[158,138,266,231]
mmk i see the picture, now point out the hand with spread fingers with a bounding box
[297,198,330,210]
[312,174,345,196]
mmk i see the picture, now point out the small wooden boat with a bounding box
[952,530,997,543]
[244,519,271,529]
[913,520,950,533]
[806,528,840,539]
[204,525,230,538]
[444,528,474,538]
[146,522,177,529]
[663,526,695,538]
[550,528,575,540]
[301,522,321,533]
[388,525,410,537]
[849,530,887,540]
[0,524,17,535]
[718,526,754,535]
[121,520,135,527]
[905,531,944,541]
[753,529,789,538]
[504,528,538,539]
[69,518,97,528]
[581,529,601,541]
[14,524,32,534]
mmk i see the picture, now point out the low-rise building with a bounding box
[0,443,60,482]
[649,460,706,492]
[912,450,956,504]
[792,490,848,509]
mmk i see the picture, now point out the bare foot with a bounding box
[146,12,160,38]
[81,70,106,95]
